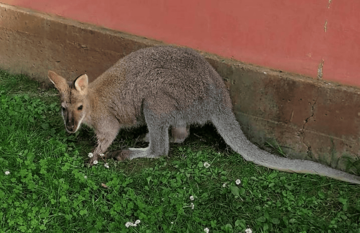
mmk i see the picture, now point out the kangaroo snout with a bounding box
[65,114,77,133]
[66,123,76,133]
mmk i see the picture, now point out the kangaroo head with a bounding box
[48,70,90,133]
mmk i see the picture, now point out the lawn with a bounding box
[0,70,360,233]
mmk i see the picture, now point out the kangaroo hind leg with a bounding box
[130,123,170,160]
[114,118,170,161]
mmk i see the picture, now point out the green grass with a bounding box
[0,70,360,233]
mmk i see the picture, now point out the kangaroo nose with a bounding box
[66,124,75,132]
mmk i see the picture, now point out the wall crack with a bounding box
[302,97,318,131]
[299,96,318,157]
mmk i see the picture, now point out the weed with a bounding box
[265,140,286,157]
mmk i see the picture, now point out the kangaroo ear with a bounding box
[48,70,68,92]
[74,74,88,94]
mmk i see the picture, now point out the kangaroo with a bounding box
[48,46,360,184]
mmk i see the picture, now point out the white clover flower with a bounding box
[100,153,105,157]
[135,219,141,225]
[5,171,10,175]
[191,203,194,209]
[235,179,241,185]
[84,176,87,179]
[222,183,227,188]
[204,227,210,233]
[125,222,136,228]
[125,222,132,228]
[93,160,98,165]
[104,163,109,169]
[88,153,94,158]
[204,162,210,168]
[190,195,194,201]
[245,228,252,233]
[171,222,174,224]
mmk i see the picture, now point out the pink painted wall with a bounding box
[2,0,360,87]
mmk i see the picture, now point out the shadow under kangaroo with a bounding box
[48,46,360,184]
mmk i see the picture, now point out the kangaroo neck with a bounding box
[83,88,99,127]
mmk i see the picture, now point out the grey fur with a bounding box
[49,46,360,184]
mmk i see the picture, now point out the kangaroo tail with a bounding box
[211,108,360,184]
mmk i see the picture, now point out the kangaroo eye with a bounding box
[77,105,83,111]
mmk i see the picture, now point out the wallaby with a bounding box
[48,46,360,184]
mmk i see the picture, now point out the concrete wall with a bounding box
[0,3,359,174]
[2,0,360,87]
